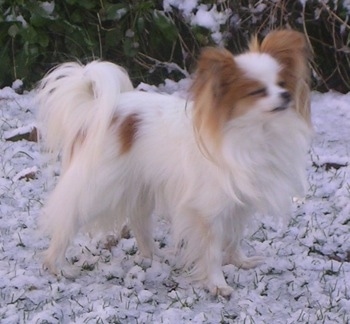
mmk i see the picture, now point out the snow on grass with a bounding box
[1,83,350,323]
[163,1,231,45]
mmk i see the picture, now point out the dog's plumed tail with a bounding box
[37,61,133,272]
[37,61,133,169]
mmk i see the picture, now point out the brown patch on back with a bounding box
[118,113,141,154]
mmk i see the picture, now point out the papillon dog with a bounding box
[37,30,311,296]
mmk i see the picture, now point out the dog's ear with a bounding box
[192,47,237,103]
[252,30,312,124]
[258,30,310,79]
[191,48,239,149]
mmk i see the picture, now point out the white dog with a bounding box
[37,30,311,296]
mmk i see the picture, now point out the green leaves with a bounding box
[8,24,20,38]
[66,0,96,10]
[0,0,100,87]
[0,0,198,88]
[153,10,178,42]
[102,3,129,21]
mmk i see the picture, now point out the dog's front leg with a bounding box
[202,224,234,297]
[175,209,234,297]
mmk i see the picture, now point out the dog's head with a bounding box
[191,30,311,150]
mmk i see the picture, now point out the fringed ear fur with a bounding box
[191,48,239,151]
[250,30,312,125]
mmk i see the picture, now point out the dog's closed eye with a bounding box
[247,88,267,97]
[278,81,287,88]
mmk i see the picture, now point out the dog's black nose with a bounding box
[280,91,291,103]
[272,91,292,112]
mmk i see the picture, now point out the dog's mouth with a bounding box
[271,106,288,112]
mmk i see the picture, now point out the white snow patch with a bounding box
[1,80,350,323]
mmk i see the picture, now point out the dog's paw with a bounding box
[232,255,265,270]
[134,253,152,269]
[208,284,234,298]
[42,259,79,279]
[225,248,265,269]
[60,266,80,279]
[42,260,58,275]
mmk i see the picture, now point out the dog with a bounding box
[37,30,311,296]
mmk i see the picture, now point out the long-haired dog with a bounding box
[37,30,311,296]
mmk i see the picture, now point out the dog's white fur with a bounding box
[37,30,311,296]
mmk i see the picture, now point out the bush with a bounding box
[0,0,349,92]
[0,0,121,87]
[0,0,200,87]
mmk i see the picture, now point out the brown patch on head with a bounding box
[258,30,310,92]
[191,47,265,152]
[118,113,141,154]
[250,30,312,124]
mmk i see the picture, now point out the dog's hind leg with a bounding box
[222,212,265,269]
[40,160,95,276]
[41,177,81,275]
[226,247,265,269]
[127,191,155,261]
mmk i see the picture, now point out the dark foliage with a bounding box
[0,0,349,92]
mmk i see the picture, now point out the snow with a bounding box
[12,80,23,92]
[1,79,350,323]
[40,1,55,15]
[3,125,36,141]
[163,1,231,45]
[163,0,199,16]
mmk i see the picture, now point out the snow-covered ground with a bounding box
[1,81,350,323]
